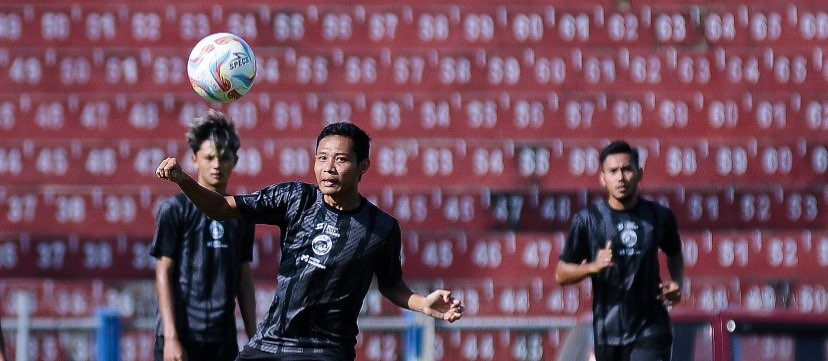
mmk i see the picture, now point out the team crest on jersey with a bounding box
[617,221,638,248]
[311,235,333,256]
[210,220,225,239]
[208,220,228,248]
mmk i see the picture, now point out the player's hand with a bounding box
[659,281,682,306]
[422,290,464,323]
[592,240,614,273]
[163,337,186,361]
[156,157,188,184]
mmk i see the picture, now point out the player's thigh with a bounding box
[187,340,239,361]
[236,346,351,361]
[629,339,672,361]
[593,344,626,361]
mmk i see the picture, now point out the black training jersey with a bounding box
[234,182,403,359]
[149,193,255,342]
[560,198,682,346]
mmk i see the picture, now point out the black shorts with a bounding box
[154,336,239,361]
[235,345,351,361]
[594,337,672,361]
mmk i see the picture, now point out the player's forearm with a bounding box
[155,262,179,339]
[379,279,419,312]
[667,252,685,287]
[555,261,598,285]
[177,177,240,220]
[237,266,257,338]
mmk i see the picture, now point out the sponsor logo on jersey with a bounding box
[300,254,327,270]
[315,223,341,237]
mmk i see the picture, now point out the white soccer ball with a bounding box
[187,32,257,103]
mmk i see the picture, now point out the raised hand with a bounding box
[422,290,464,323]
[156,157,189,184]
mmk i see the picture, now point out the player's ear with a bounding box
[360,159,370,175]
[598,170,606,188]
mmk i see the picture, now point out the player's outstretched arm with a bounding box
[379,279,464,323]
[155,157,240,220]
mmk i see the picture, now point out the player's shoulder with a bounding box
[160,193,193,210]
[255,181,317,200]
[154,193,197,219]
[578,200,608,219]
[364,197,400,227]
[639,198,677,223]
[640,197,674,214]
[259,181,312,193]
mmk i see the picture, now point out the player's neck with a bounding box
[607,196,638,211]
[199,180,227,195]
[324,193,362,211]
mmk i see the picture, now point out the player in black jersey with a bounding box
[150,109,257,361]
[156,122,464,361]
[555,140,685,361]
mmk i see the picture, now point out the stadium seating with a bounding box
[0,0,826,360]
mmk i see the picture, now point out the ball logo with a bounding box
[311,235,333,256]
[228,52,251,70]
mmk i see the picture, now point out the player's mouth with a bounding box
[320,179,339,187]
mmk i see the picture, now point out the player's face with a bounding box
[314,135,368,208]
[192,139,237,191]
[599,153,641,209]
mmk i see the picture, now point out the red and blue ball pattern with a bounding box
[187,33,256,103]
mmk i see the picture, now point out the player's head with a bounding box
[186,109,241,191]
[314,122,371,206]
[317,122,371,164]
[599,140,640,169]
[598,140,642,208]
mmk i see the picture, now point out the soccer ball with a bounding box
[187,32,257,103]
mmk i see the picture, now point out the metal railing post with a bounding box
[14,291,33,361]
[95,308,121,361]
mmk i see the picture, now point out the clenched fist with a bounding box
[156,157,189,184]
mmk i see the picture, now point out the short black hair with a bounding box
[316,122,371,163]
[599,140,640,168]
[186,109,241,158]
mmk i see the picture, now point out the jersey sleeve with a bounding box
[559,211,592,264]
[149,197,182,260]
[373,221,404,288]
[658,208,682,257]
[233,182,300,226]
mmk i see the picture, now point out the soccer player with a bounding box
[150,109,257,361]
[156,122,464,361]
[555,140,685,361]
